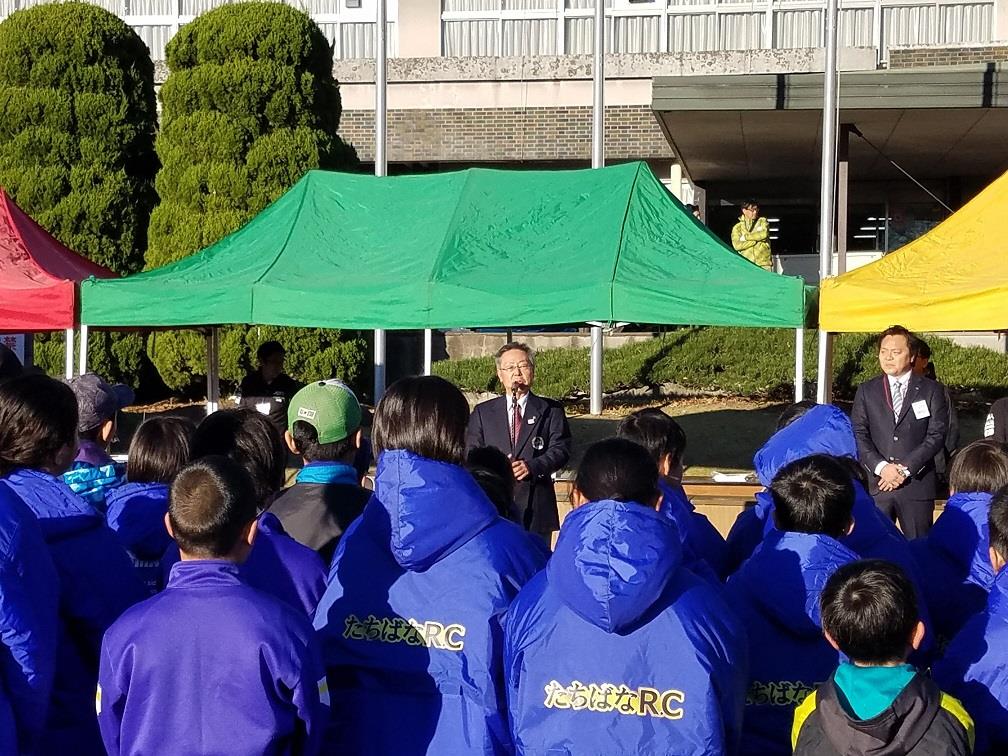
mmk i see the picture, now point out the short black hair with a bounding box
[0,374,78,475]
[770,454,854,538]
[878,325,916,356]
[466,446,518,522]
[617,408,687,468]
[127,416,196,484]
[910,336,932,360]
[0,344,23,385]
[256,340,285,364]
[830,454,871,492]
[820,560,919,664]
[291,419,356,463]
[191,408,286,508]
[373,376,469,465]
[988,485,1008,561]
[169,456,258,558]
[742,199,759,210]
[776,400,818,431]
[575,437,658,507]
[949,439,1008,494]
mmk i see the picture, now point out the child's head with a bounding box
[69,373,134,448]
[467,446,517,522]
[616,408,687,480]
[573,438,660,510]
[988,486,1008,574]
[776,400,818,431]
[820,560,924,665]
[127,416,196,484]
[0,374,78,476]
[949,439,1008,494]
[770,454,855,538]
[167,456,258,562]
[285,380,362,464]
[192,408,285,510]
[373,376,469,465]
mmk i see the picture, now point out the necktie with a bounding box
[892,380,903,421]
[512,401,523,448]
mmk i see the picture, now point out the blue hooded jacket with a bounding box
[0,482,60,753]
[505,499,748,755]
[1,468,147,755]
[659,479,730,581]
[724,530,858,756]
[313,450,547,755]
[726,406,928,612]
[933,566,1008,755]
[163,511,326,615]
[911,491,994,643]
[98,560,328,756]
[106,482,173,595]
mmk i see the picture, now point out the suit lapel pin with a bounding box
[527,416,537,424]
[532,437,545,450]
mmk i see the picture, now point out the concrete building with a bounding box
[6,0,1007,265]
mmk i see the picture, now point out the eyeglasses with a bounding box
[500,361,532,373]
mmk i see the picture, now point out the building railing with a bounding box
[0,0,992,63]
[441,0,995,62]
[0,0,399,61]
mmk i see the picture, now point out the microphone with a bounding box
[511,382,519,454]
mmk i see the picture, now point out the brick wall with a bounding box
[889,45,1008,68]
[338,104,673,163]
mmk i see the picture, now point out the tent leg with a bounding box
[78,324,88,377]
[794,328,804,402]
[374,329,386,403]
[205,329,220,416]
[590,326,603,416]
[816,331,834,404]
[64,329,74,379]
[423,329,433,376]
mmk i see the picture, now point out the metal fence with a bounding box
[441,0,994,62]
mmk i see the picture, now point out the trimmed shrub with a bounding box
[0,2,158,383]
[433,328,1008,401]
[146,2,360,391]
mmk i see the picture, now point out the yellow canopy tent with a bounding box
[820,170,1008,332]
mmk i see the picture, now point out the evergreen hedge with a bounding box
[433,328,1008,402]
[0,2,158,384]
[145,2,361,392]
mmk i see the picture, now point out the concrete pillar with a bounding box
[668,162,684,201]
[397,0,442,57]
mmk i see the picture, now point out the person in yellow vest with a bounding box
[731,200,772,270]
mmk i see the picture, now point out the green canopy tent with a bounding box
[80,162,814,403]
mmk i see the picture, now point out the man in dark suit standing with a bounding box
[851,325,949,538]
[466,342,572,546]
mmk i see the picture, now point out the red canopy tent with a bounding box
[0,189,115,332]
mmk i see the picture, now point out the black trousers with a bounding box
[874,491,935,539]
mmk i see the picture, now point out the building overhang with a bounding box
[652,65,1008,184]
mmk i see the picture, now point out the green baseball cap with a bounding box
[288,380,362,444]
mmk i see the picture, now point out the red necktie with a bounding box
[512,401,523,448]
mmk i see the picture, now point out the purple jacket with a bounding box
[162,512,326,615]
[2,468,146,755]
[98,560,327,756]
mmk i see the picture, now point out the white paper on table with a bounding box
[711,471,752,483]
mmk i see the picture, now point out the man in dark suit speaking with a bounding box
[466,342,572,545]
[851,325,949,537]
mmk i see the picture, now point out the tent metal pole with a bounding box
[589,0,605,417]
[373,0,388,403]
[423,329,433,376]
[78,324,88,376]
[794,328,804,402]
[64,328,74,379]
[205,328,220,416]
[816,0,839,404]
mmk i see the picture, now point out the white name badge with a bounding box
[912,399,930,420]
